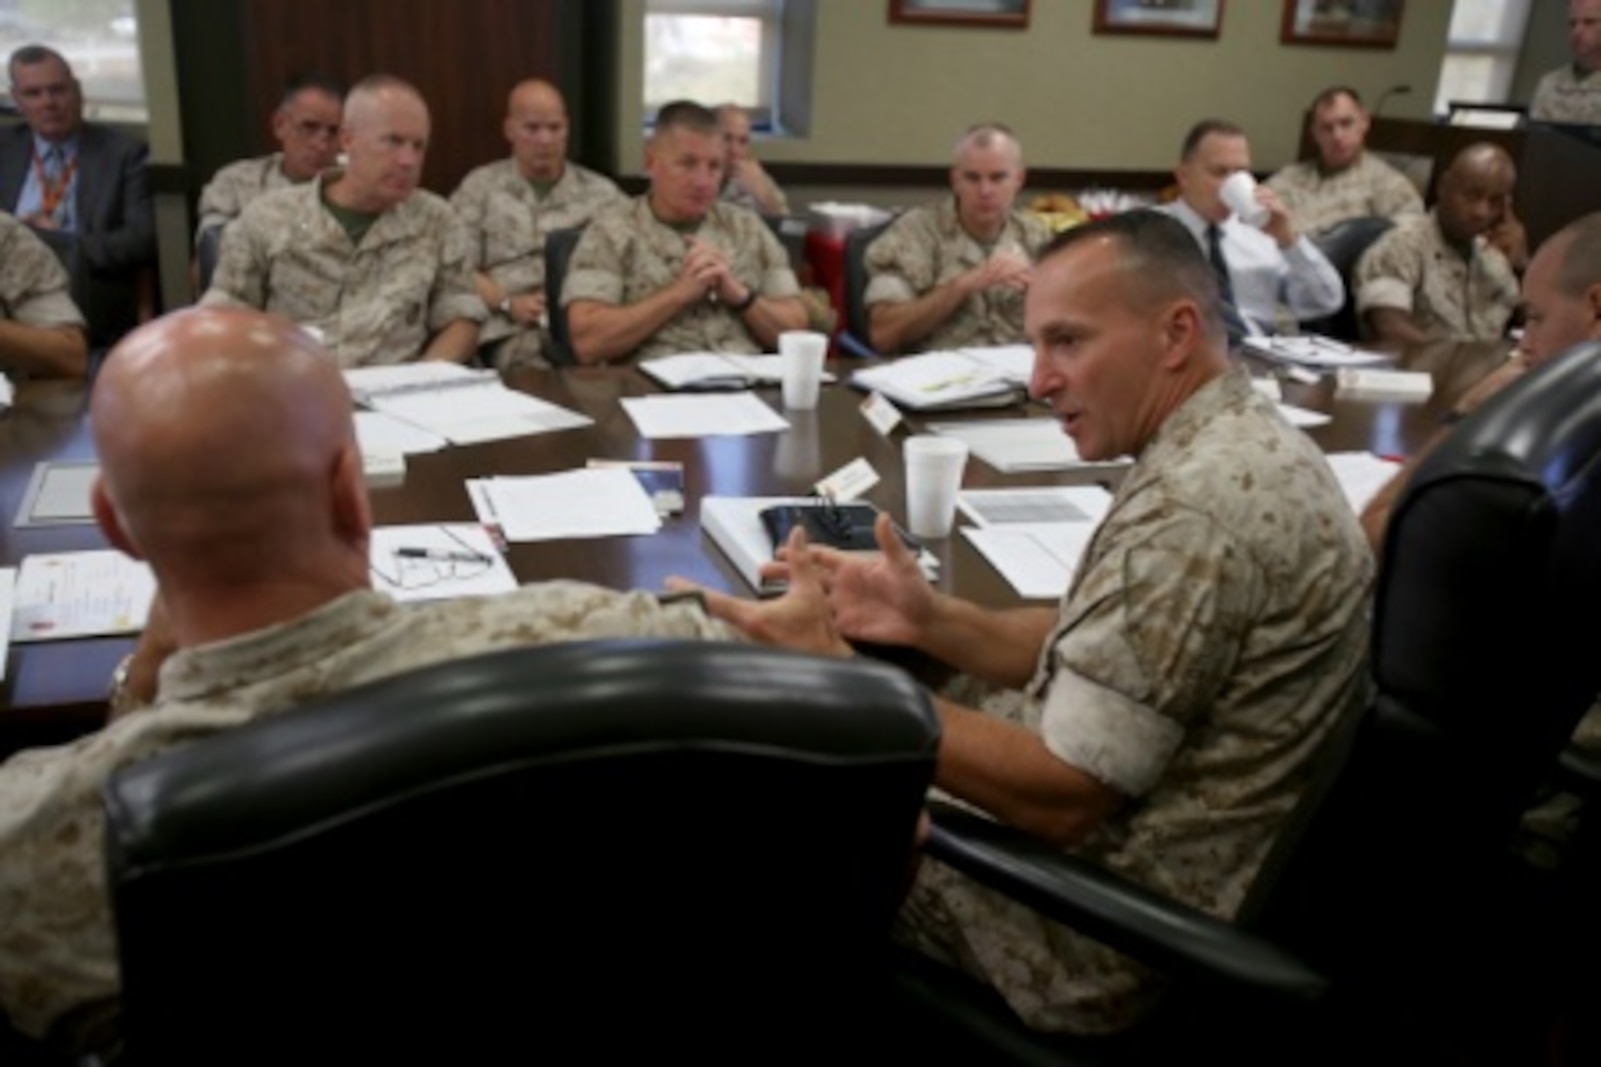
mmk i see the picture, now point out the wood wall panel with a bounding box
[238,0,562,195]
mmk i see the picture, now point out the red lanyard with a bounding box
[30,145,77,221]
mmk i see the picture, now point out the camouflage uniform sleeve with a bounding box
[195,163,244,242]
[425,204,489,332]
[1530,71,1561,122]
[863,211,932,306]
[753,219,801,299]
[1039,508,1262,797]
[1373,167,1424,220]
[0,222,86,329]
[474,580,743,644]
[447,172,489,272]
[199,209,269,307]
[562,214,628,307]
[1352,225,1423,316]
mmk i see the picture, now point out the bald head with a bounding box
[505,78,570,181]
[1520,211,1601,365]
[335,75,430,212]
[1436,142,1517,245]
[92,308,368,593]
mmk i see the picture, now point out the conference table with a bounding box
[0,339,1511,756]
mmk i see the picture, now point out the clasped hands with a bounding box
[961,247,1032,297]
[678,236,749,307]
[667,512,935,660]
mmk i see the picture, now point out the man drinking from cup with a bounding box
[1155,119,1343,339]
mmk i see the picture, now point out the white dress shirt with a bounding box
[1155,199,1344,333]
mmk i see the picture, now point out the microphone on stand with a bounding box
[1371,84,1413,117]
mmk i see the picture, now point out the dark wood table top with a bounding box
[0,339,1512,752]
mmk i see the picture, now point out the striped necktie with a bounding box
[1206,223,1249,347]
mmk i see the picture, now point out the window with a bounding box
[1435,0,1532,115]
[0,0,145,122]
[644,0,783,127]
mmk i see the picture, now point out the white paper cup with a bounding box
[1220,170,1269,228]
[779,330,828,409]
[904,436,969,539]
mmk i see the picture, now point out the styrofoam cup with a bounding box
[903,436,969,539]
[779,330,828,409]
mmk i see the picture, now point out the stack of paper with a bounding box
[470,469,663,542]
[14,461,99,527]
[927,418,1132,473]
[955,487,1112,600]
[619,394,790,438]
[640,353,836,392]
[343,364,592,445]
[10,551,155,642]
[850,349,1029,411]
[1243,335,1391,370]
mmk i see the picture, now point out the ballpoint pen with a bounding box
[395,547,493,564]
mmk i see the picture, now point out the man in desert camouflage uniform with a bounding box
[563,99,805,365]
[0,211,87,378]
[1531,0,1601,124]
[193,73,343,240]
[0,305,736,1059]
[863,122,1048,355]
[1354,143,1522,345]
[202,75,482,367]
[1266,87,1423,237]
[684,211,1373,1034]
[450,79,623,370]
[716,103,789,217]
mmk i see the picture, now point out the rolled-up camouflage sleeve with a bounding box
[562,214,628,308]
[1039,508,1261,797]
[426,206,488,332]
[863,212,930,306]
[199,215,268,308]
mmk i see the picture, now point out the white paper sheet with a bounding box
[960,344,1035,383]
[353,411,450,455]
[961,526,1096,600]
[640,353,836,390]
[483,469,663,542]
[928,418,1132,473]
[1276,403,1333,429]
[342,363,494,404]
[15,461,99,526]
[367,524,517,603]
[850,351,1020,411]
[10,551,156,642]
[957,486,1114,528]
[1243,335,1391,369]
[619,394,790,438]
[1323,451,1404,514]
[369,386,592,444]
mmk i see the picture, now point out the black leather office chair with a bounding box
[764,213,809,273]
[902,340,1601,1064]
[839,218,893,359]
[194,224,223,296]
[1306,215,1392,341]
[541,224,586,366]
[103,639,938,1065]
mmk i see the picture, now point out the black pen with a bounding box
[395,547,492,564]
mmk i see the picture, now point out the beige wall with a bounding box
[616,0,1450,175]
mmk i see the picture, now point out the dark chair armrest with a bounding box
[1554,742,1601,798]
[836,331,880,361]
[925,801,1327,1003]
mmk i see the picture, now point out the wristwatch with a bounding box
[728,287,759,314]
[498,295,513,315]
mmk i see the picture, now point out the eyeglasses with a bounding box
[291,118,341,140]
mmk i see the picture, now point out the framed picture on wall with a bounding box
[1281,0,1404,48]
[1092,0,1224,39]
[887,0,1031,29]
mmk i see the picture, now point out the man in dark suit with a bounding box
[1,44,156,348]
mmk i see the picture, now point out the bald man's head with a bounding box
[337,74,430,211]
[91,308,369,589]
[1436,142,1517,245]
[505,78,569,181]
